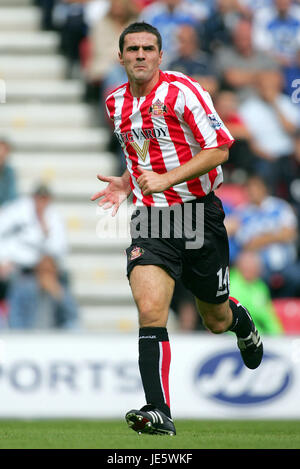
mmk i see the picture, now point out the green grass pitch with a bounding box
[0,420,299,449]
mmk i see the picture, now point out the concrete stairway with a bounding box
[0,0,160,332]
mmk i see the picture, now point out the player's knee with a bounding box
[197,301,232,334]
[138,301,167,327]
[203,316,229,334]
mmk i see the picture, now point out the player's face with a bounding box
[119,32,163,85]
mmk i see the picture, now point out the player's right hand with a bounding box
[90,174,130,217]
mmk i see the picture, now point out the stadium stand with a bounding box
[0,0,154,332]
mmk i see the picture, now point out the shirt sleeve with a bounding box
[105,96,114,121]
[179,83,235,150]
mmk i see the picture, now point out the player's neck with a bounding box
[129,70,161,98]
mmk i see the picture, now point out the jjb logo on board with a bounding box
[194,350,292,406]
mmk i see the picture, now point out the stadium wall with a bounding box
[0,333,299,419]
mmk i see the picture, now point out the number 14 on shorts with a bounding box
[216,267,229,297]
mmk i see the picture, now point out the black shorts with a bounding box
[126,192,230,304]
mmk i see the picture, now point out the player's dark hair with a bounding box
[119,22,162,53]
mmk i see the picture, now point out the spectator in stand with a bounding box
[239,69,299,187]
[167,24,218,96]
[213,19,279,101]
[274,129,300,238]
[223,201,243,265]
[252,0,300,67]
[85,0,138,84]
[0,184,79,329]
[214,90,256,177]
[232,174,300,298]
[199,0,241,55]
[0,138,18,207]
[139,0,208,66]
[36,0,110,30]
[52,0,89,78]
[36,0,57,30]
[237,0,274,18]
[230,250,283,334]
[84,0,137,103]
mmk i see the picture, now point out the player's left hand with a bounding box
[137,166,171,195]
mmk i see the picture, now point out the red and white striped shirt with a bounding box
[105,71,234,207]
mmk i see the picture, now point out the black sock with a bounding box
[228,297,253,338]
[138,327,171,418]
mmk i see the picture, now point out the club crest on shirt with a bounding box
[149,99,168,116]
[129,246,144,261]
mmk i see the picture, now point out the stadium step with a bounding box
[65,253,136,309]
[56,201,132,232]
[67,232,130,254]
[10,150,116,201]
[0,31,59,55]
[59,202,131,252]
[6,80,84,103]
[0,103,96,128]
[0,55,66,80]
[80,305,139,332]
[11,152,116,180]
[80,305,178,332]
[66,253,128,285]
[74,284,133,307]
[2,128,109,152]
[0,0,32,6]
[18,179,109,202]
[0,7,41,31]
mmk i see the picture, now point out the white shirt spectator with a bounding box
[239,93,299,158]
[0,196,67,268]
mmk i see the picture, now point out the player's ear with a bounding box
[158,50,163,65]
[119,51,124,66]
